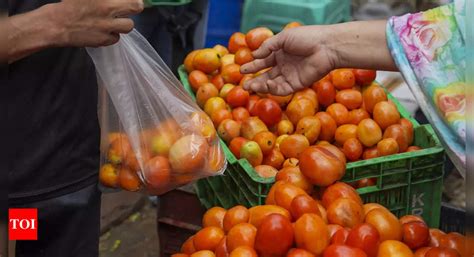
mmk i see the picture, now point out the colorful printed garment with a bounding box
[386,0,466,175]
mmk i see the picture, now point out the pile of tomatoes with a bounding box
[184,22,422,187]
[173,181,466,257]
[99,112,225,194]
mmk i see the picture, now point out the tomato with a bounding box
[118,167,141,192]
[284,21,303,29]
[235,48,254,65]
[279,134,310,159]
[321,181,363,208]
[204,97,227,117]
[315,112,337,142]
[191,250,216,257]
[229,137,249,159]
[425,247,461,257]
[254,165,278,178]
[377,240,414,257]
[223,206,250,233]
[99,164,118,188]
[241,117,268,140]
[254,98,283,127]
[247,95,261,115]
[245,27,274,50]
[255,214,294,257]
[362,147,379,160]
[347,223,381,257]
[274,181,308,211]
[293,88,319,110]
[402,221,430,249]
[232,107,250,123]
[336,89,363,110]
[331,69,356,90]
[275,135,289,151]
[296,116,322,144]
[213,109,234,127]
[197,83,220,108]
[248,204,291,228]
[314,80,336,107]
[331,228,350,245]
[316,202,329,224]
[357,119,382,147]
[363,203,387,216]
[211,74,225,90]
[328,224,344,238]
[365,209,402,242]
[229,246,257,257]
[355,178,377,189]
[428,229,446,247]
[228,32,248,54]
[263,148,285,169]
[343,138,364,161]
[383,124,409,152]
[294,214,329,256]
[377,138,399,157]
[286,98,316,125]
[184,50,199,72]
[327,198,364,228]
[348,109,371,125]
[440,232,465,256]
[414,247,432,257]
[240,141,263,167]
[169,135,209,173]
[226,223,257,251]
[172,254,190,257]
[277,120,295,135]
[227,86,250,108]
[213,44,229,57]
[335,124,358,146]
[215,237,229,257]
[406,146,422,152]
[287,248,316,257]
[252,131,276,155]
[354,69,376,85]
[239,74,253,88]
[399,215,425,225]
[194,226,225,251]
[327,103,350,126]
[192,48,221,74]
[202,207,226,229]
[373,101,400,130]
[362,84,387,113]
[290,194,321,220]
[399,118,414,146]
[283,158,299,168]
[299,145,346,187]
[182,236,197,254]
[221,54,235,69]
[323,244,368,257]
[276,166,313,194]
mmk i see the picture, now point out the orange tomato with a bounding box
[182,236,197,254]
[362,147,379,160]
[191,250,216,257]
[220,84,235,99]
[235,48,254,65]
[143,156,171,191]
[228,32,248,54]
[274,181,308,211]
[365,208,402,242]
[204,97,227,116]
[428,229,446,247]
[294,214,329,256]
[283,158,299,168]
[213,44,229,57]
[315,112,337,142]
[377,240,414,257]
[203,207,227,229]
[414,247,432,257]
[277,119,295,135]
[194,226,225,251]
[245,27,274,50]
[248,204,291,228]
[222,64,244,85]
[189,70,210,92]
[211,74,225,90]
[169,135,209,173]
[327,198,364,228]
[314,80,336,107]
[221,54,235,68]
[286,98,316,125]
[335,124,358,145]
[239,74,253,87]
[212,108,233,127]
[172,254,190,257]
[354,69,377,85]
[284,21,303,30]
[327,103,350,126]
[362,84,387,114]
[240,141,263,167]
[357,119,382,147]
[279,134,310,159]
[299,144,346,187]
[440,232,466,256]
[262,148,285,169]
[296,116,322,144]
[241,117,268,140]
[399,118,414,146]
[223,206,250,233]
[197,83,220,108]
[336,89,363,110]
[100,164,118,188]
[184,50,199,72]
[227,223,257,251]
[331,69,356,90]
[215,237,229,257]
[343,138,364,162]
[321,181,363,208]
[268,94,293,107]
[232,107,250,123]
[355,178,377,189]
[229,137,249,159]
[373,101,401,130]
[118,167,141,192]
[384,124,409,152]
[255,214,294,257]
[229,246,257,257]
[316,201,329,224]
[290,194,321,220]
[377,138,399,156]
[252,131,276,155]
[254,165,278,178]
[348,109,371,125]
[293,88,319,109]
[363,203,388,216]
[193,48,221,74]
[276,166,313,194]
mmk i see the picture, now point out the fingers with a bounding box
[252,32,285,59]
[243,72,270,93]
[111,18,135,34]
[267,76,294,96]
[103,33,121,46]
[108,0,144,17]
[240,52,276,74]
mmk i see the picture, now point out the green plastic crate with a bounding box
[144,0,191,7]
[177,66,445,228]
[240,0,352,33]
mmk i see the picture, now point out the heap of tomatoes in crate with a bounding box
[184,22,421,187]
[172,181,466,257]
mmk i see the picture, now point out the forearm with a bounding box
[322,20,398,71]
[6,4,61,63]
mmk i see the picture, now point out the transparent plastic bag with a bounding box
[88,29,226,195]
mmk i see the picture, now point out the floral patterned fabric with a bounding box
[386,0,466,174]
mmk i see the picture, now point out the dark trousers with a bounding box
[12,184,101,257]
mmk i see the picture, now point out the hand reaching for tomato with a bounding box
[240,21,397,96]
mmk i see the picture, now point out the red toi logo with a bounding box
[9,208,38,240]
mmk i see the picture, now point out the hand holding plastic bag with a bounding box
[88,29,226,195]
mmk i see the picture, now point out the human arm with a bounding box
[240,20,397,96]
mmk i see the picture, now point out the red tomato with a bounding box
[440,232,466,256]
[414,247,432,257]
[254,214,294,257]
[425,247,461,257]
[354,69,376,85]
[402,221,430,250]
[287,248,316,257]
[227,86,250,108]
[247,95,261,116]
[321,182,363,208]
[331,227,350,245]
[323,244,368,257]
[254,98,283,127]
[314,80,336,107]
[229,137,249,159]
[429,229,446,247]
[347,223,380,257]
